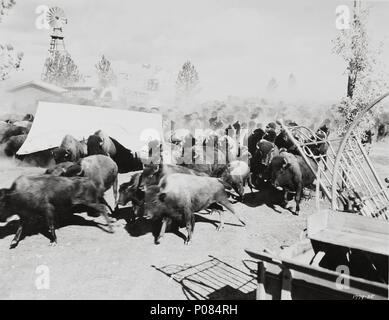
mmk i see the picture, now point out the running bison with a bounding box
[61,155,119,212]
[267,151,317,214]
[118,164,209,218]
[250,139,280,187]
[144,173,245,245]
[0,175,113,248]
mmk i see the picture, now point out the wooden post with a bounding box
[281,267,292,300]
[257,261,266,300]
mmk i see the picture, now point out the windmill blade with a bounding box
[47,7,67,29]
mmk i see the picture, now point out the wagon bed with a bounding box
[246,211,389,300]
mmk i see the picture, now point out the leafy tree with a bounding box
[0,0,16,22]
[288,73,297,89]
[1,1,23,81]
[332,2,389,136]
[0,44,23,80]
[42,51,83,87]
[95,55,117,88]
[176,61,200,104]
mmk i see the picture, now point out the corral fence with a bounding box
[278,92,389,220]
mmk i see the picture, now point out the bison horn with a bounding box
[282,157,288,168]
[99,141,104,146]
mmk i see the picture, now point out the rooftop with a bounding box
[8,80,68,95]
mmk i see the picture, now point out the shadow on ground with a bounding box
[122,207,244,244]
[153,255,257,300]
[0,211,112,246]
[242,182,295,213]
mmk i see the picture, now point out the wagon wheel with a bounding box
[331,92,389,219]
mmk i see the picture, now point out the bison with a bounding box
[0,175,113,248]
[219,160,253,201]
[87,130,116,157]
[144,173,245,245]
[52,135,87,164]
[248,128,265,156]
[117,164,210,218]
[250,139,280,187]
[45,162,76,176]
[0,124,29,143]
[275,129,295,151]
[61,155,119,212]
[87,130,143,173]
[16,149,55,168]
[142,163,209,187]
[3,134,27,157]
[12,121,32,130]
[267,151,317,214]
[0,113,33,123]
[110,136,143,173]
[117,172,145,220]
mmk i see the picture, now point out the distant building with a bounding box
[115,63,175,109]
[8,80,68,114]
[9,80,67,95]
[64,85,95,100]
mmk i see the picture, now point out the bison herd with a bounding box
[0,113,33,158]
[0,110,386,249]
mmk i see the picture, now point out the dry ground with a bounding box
[0,141,388,300]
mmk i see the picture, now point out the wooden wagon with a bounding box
[246,93,389,300]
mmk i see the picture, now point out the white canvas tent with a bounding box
[17,101,163,155]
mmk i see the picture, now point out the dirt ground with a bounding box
[0,141,388,300]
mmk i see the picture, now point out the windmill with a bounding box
[46,7,68,55]
[41,7,81,86]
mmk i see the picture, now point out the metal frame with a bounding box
[278,92,389,220]
[331,92,389,214]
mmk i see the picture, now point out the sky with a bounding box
[0,0,388,102]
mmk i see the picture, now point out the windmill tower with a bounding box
[41,7,70,84]
[46,7,68,55]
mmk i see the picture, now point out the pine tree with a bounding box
[95,55,117,88]
[176,61,199,104]
[42,51,83,87]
